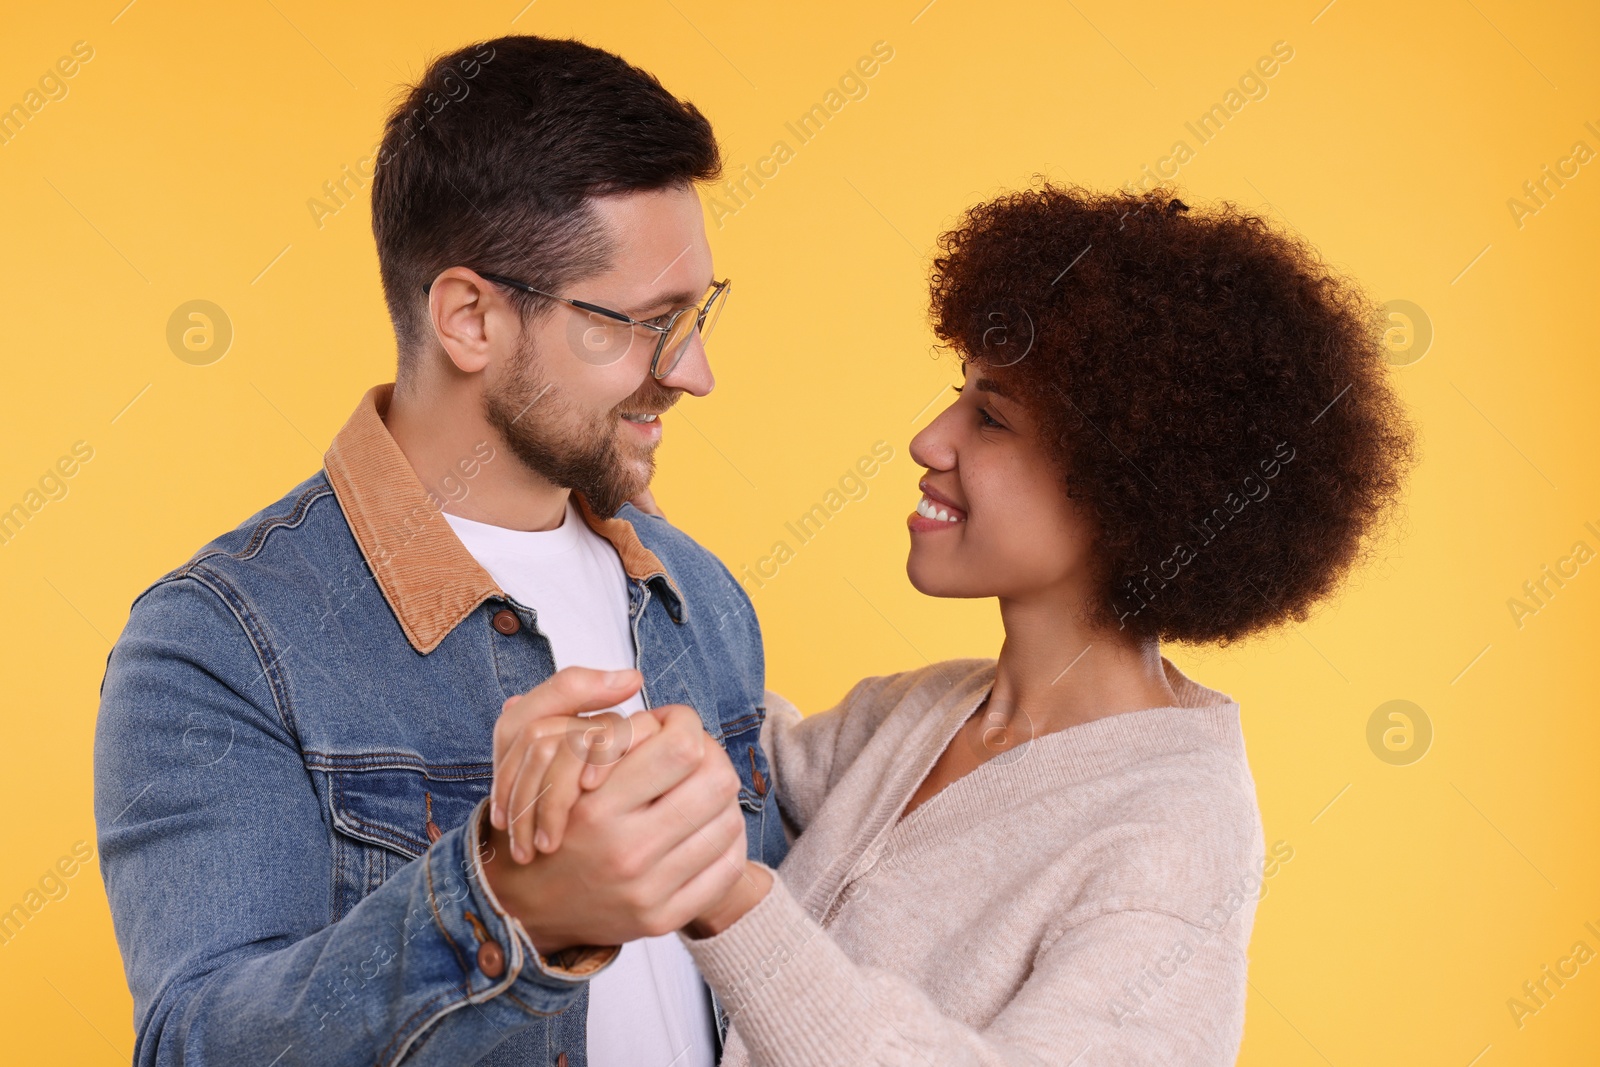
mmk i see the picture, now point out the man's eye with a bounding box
[978,407,1002,429]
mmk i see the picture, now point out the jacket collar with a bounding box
[324,383,682,655]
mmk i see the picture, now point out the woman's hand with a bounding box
[490,664,772,939]
[490,666,660,863]
[628,486,666,519]
[683,859,773,939]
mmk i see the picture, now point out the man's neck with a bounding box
[385,380,569,532]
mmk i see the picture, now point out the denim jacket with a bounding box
[93,384,788,1066]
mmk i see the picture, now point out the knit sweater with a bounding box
[681,657,1265,1066]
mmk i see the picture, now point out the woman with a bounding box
[497,184,1415,1064]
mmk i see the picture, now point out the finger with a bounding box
[492,667,639,826]
[502,734,543,862]
[646,740,743,844]
[588,705,707,814]
[649,803,750,928]
[534,733,597,854]
[608,799,747,934]
[490,728,529,830]
[491,714,568,830]
[581,711,661,790]
[626,710,664,748]
[508,731,565,863]
[561,725,734,886]
[578,711,635,772]
[515,666,643,722]
[608,735,743,870]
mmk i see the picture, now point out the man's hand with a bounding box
[481,668,752,954]
[490,668,657,862]
[682,858,773,940]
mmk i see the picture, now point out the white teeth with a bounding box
[622,413,658,423]
[917,495,962,522]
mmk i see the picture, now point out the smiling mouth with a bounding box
[915,494,966,523]
[620,412,660,424]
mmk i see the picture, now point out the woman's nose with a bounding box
[910,398,959,472]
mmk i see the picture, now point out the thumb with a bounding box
[506,666,643,721]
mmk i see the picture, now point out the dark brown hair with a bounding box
[930,183,1417,644]
[370,36,722,369]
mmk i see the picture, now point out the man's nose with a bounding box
[657,331,715,397]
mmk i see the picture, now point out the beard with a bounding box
[483,340,678,517]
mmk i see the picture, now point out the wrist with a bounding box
[479,823,577,956]
[684,861,773,939]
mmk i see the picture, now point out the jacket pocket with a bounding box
[721,715,788,869]
[324,764,492,920]
[722,718,772,814]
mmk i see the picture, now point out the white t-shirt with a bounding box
[444,500,717,1067]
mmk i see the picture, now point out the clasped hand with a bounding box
[479,667,771,956]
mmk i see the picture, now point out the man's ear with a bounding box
[427,268,500,374]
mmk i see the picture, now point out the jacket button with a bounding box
[476,939,506,978]
[491,609,520,636]
[748,745,768,796]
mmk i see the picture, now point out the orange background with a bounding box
[2,1,1597,1063]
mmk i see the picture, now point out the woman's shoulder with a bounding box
[770,657,994,733]
[1043,707,1265,933]
[762,659,995,833]
[853,658,995,742]
[853,657,997,717]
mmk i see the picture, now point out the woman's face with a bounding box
[906,366,1101,601]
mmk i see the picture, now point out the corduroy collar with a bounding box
[323,382,682,654]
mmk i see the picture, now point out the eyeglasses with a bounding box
[424,271,730,379]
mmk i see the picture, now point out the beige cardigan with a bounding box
[681,657,1265,1066]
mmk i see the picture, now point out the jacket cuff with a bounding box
[458,796,621,988]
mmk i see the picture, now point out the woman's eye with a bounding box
[978,407,1002,429]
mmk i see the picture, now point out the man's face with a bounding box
[484,185,715,515]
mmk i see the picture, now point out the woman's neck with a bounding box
[897,587,1184,822]
[988,590,1180,739]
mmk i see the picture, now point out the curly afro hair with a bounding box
[929,183,1417,645]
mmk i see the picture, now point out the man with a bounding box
[94,35,786,1067]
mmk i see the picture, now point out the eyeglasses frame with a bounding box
[422,271,730,379]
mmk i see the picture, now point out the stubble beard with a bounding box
[483,338,678,517]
